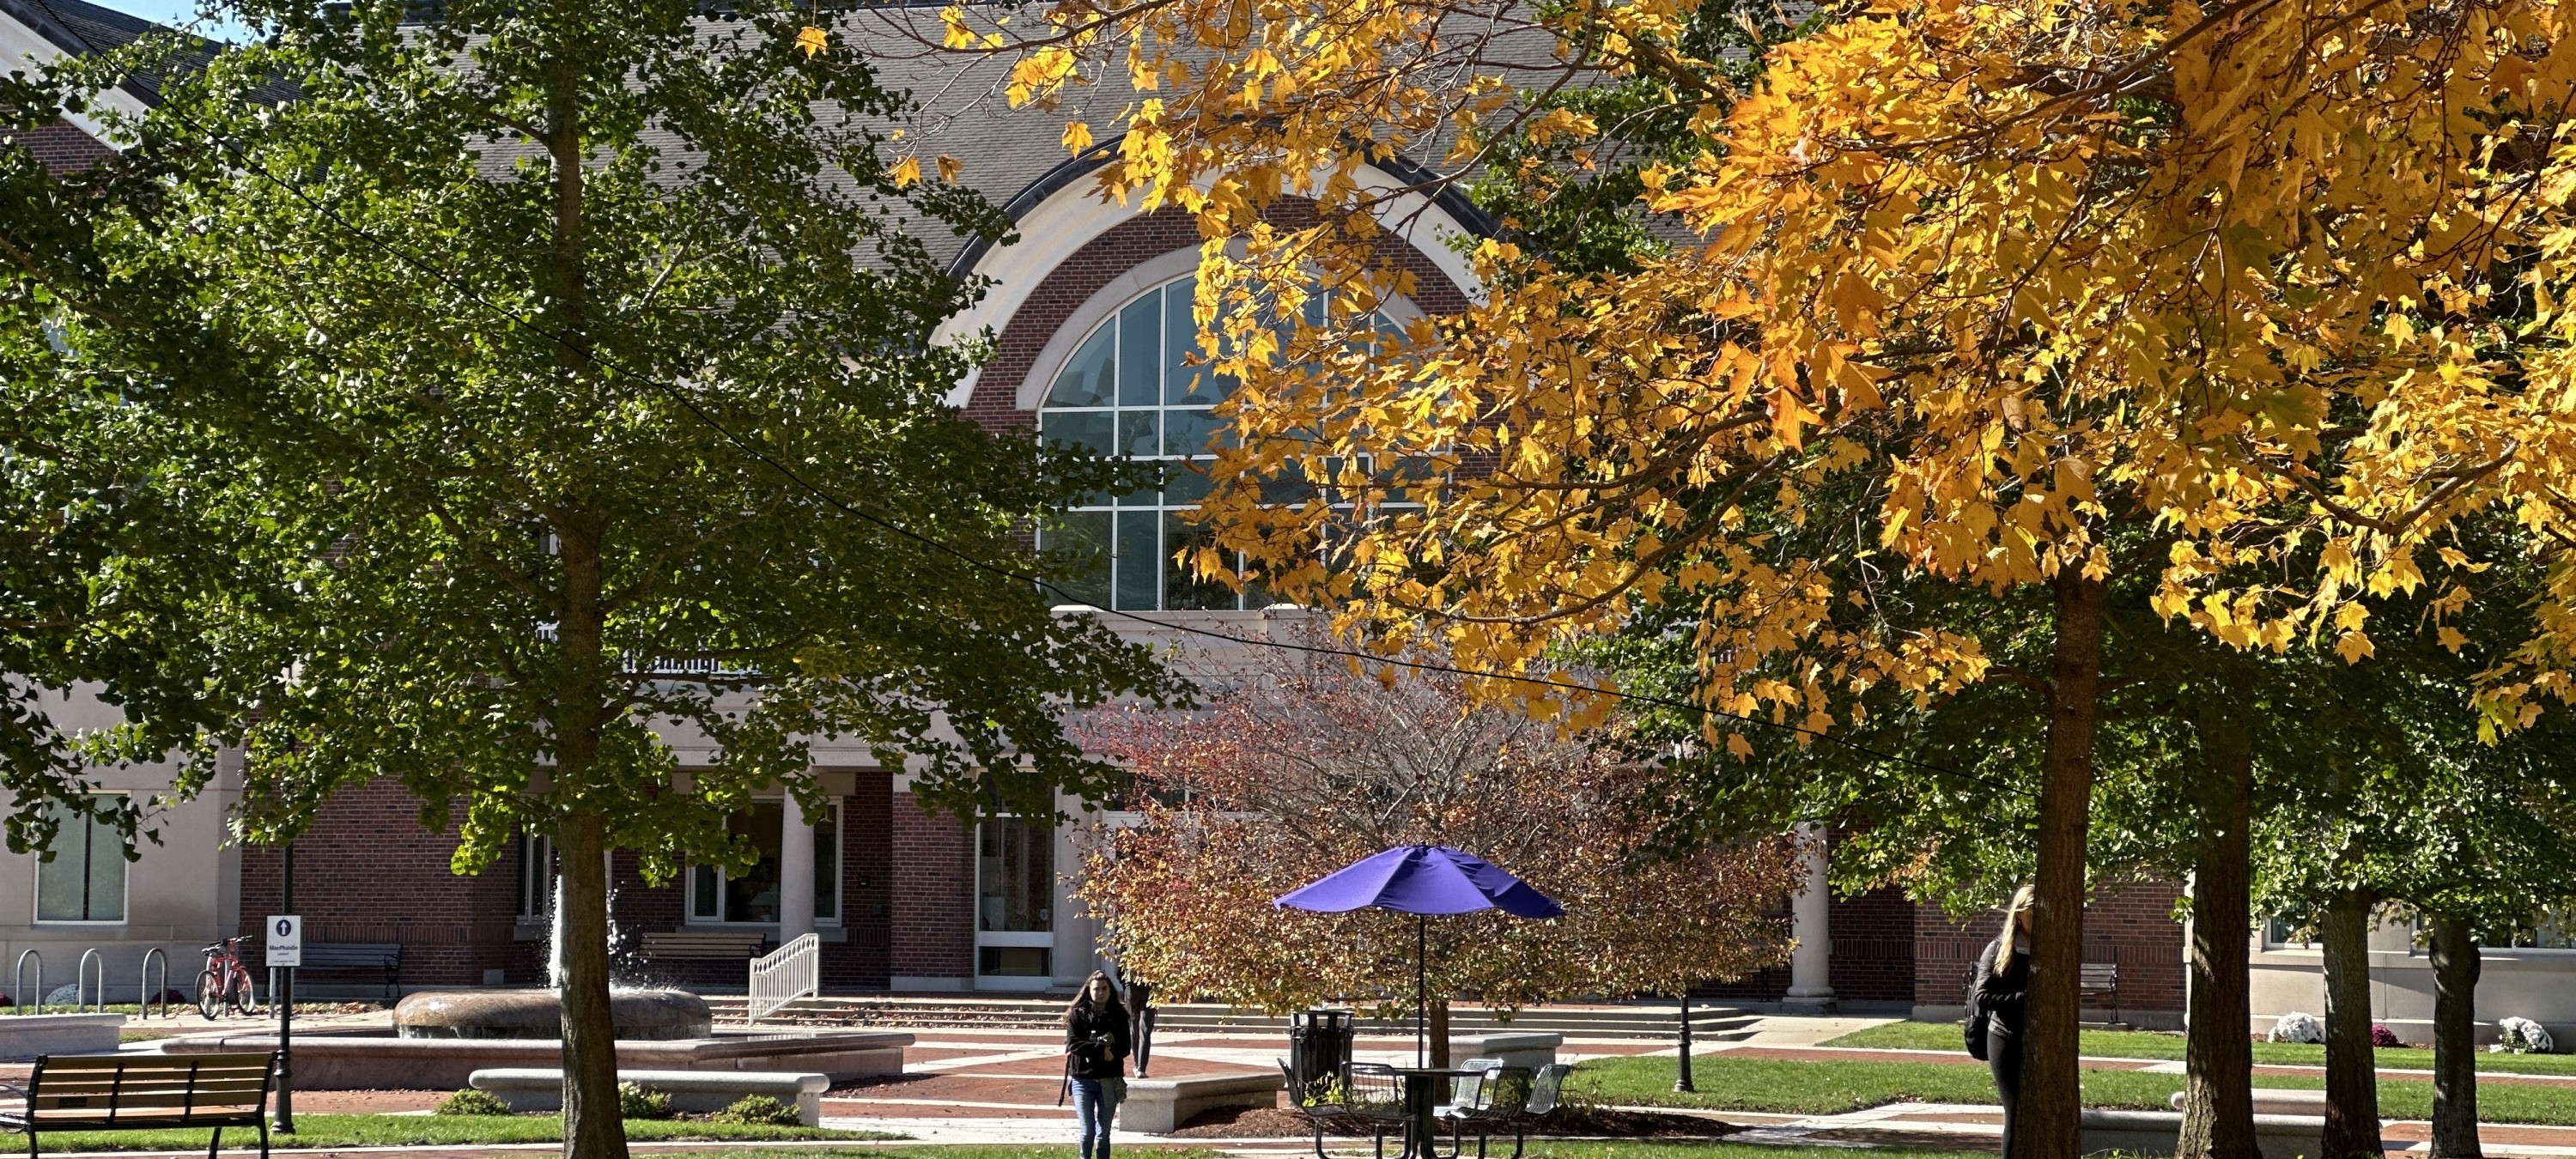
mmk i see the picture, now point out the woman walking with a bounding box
[1970,886,2035,1159]
[1065,972,1133,1159]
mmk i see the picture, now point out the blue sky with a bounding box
[91,0,248,40]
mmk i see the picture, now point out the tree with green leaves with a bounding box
[0,103,283,867]
[10,4,1182,1157]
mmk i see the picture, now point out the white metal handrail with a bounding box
[746,933,819,1021]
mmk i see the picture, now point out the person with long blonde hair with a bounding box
[1967,885,2036,1156]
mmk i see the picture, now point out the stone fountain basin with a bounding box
[394,988,712,1041]
[156,1027,910,1091]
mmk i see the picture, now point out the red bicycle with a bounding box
[195,936,261,1018]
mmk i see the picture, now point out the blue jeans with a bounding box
[1072,1077,1113,1159]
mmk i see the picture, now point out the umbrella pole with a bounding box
[1416,913,1426,1069]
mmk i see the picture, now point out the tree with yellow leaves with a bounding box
[951,1,2576,1156]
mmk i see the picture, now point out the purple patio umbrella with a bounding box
[1275,845,1564,1066]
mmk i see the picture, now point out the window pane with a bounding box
[1165,512,1239,610]
[1115,510,1160,610]
[1120,294,1162,406]
[978,820,1053,932]
[1118,410,1160,458]
[814,804,839,921]
[722,803,784,925]
[34,803,86,922]
[1164,464,1213,506]
[86,816,125,922]
[980,946,1052,977]
[1048,326,1115,407]
[1165,278,1215,404]
[691,865,721,919]
[1040,410,1115,456]
[1164,408,1223,457]
[1041,513,1112,608]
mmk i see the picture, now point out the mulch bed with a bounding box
[1172,1105,1741,1139]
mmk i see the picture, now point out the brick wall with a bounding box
[1914,877,2187,1026]
[239,779,524,990]
[890,791,974,982]
[1832,885,1919,1002]
[3,118,109,175]
[1694,887,1916,1005]
[824,772,895,990]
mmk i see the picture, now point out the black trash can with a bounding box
[1289,1008,1357,1094]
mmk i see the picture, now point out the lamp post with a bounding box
[1674,991,1696,1093]
[275,843,295,1133]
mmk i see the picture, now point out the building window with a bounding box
[686,800,841,925]
[516,831,555,919]
[2475,909,2575,950]
[975,818,1054,977]
[1034,274,1255,611]
[2260,917,2321,949]
[35,798,126,924]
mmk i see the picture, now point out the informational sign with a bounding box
[266,914,302,968]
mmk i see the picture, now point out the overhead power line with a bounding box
[24,0,2025,798]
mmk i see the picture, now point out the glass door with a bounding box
[975,818,1054,985]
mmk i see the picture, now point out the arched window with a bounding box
[1036,274,1272,611]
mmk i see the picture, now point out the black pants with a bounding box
[1987,1024,2023,1158]
[1127,984,1156,1077]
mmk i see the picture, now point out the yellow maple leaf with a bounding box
[1062,120,1095,154]
[887,155,920,188]
[793,26,829,58]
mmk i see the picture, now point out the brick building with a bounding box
[4,0,2567,1045]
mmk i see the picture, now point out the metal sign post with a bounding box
[267,912,301,1132]
[1674,992,1696,1093]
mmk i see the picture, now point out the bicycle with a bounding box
[196,936,261,1018]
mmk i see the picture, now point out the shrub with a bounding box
[2371,1023,2403,1048]
[2267,1012,2324,1044]
[619,1082,676,1120]
[2495,1016,2556,1054]
[435,1089,514,1116]
[708,1094,803,1126]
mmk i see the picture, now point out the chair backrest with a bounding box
[1481,1065,1537,1114]
[1451,1057,1504,1108]
[1523,1063,1571,1117]
[1345,1062,1404,1111]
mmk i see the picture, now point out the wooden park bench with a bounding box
[637,930,769,962]
[296,944,404,1004]
[2080,962,2119,1002]
[0,1052,278,1159]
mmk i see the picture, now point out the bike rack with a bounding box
[140,948,168,1018]
[14,950,39,1015]
[76,949,104,1013]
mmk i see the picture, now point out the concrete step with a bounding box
[704,994,1755,1041]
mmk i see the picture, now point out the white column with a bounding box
[1786,822,1836,1011]
[777,792,816,943]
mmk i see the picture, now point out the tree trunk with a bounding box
[557,811,628,1159]
[2178,715,2257,1159]
[2017,570,2106,1159]
[2429,914,2482,1159]
[2320,889,2382,1159]
[1429,998,1451,1069]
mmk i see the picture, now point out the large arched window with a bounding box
[1036,274,1259,611]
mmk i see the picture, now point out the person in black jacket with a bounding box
[1065,972,1133,1159]
[1969,885,2036,1159]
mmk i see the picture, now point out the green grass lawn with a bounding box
[0,1113,893,1152]
[1822,1019,2576,1075]
[1570,1053,2576,1125]
[640,1148,1984,1159]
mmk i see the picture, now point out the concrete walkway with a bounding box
[18,1013,2576,1157]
